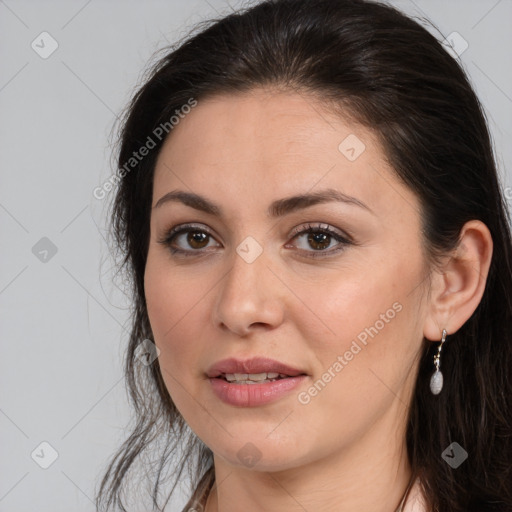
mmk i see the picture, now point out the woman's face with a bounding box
[144,88,430,471]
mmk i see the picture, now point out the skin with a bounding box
[143,88,493,512]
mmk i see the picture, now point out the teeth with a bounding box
[224,372,284,382]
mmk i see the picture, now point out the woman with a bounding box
[95,0,512,510]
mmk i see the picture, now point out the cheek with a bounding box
[296,253,420,386]
[300,270,401,347]
[144,257,192,366]
[143,254,212,404]
[291,277,415,442]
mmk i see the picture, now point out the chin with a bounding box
[211,436,311,473]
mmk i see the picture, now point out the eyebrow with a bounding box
[153,188,374,217]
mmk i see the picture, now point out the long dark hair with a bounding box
[95,0,512,510]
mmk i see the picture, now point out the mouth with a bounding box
[206,356,308,381]
[215,372,303,384]
[207,357,308,408]
[207,364,309,407]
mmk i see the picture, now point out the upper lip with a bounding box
[206,357,307,378]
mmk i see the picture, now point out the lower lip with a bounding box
[209,376,308,407]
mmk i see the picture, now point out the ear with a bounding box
[423,220,493,341]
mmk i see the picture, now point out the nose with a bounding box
[212,243,285,337]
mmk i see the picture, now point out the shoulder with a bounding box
[403,477,429,512]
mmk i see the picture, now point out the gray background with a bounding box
[1,1,511,511]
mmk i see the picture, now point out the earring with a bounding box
[430,329,447,395]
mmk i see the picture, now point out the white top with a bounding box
[402,477,428,512]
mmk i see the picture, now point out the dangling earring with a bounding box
[430,329,447,395]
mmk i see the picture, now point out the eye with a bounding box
[157,222,352,258]
[157,223,220,256]
[285,222,352,258]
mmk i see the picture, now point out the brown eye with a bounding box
[306,231,331,250]
[286,223,352,258]
[187,230,210,249]
[158,222,352,259]
[157,224,220,255]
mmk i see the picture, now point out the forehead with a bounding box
[156,88,372,163]
[152,88,417,223]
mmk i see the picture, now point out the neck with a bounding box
[204,403,413,512]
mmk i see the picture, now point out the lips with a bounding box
[206,356,307,379]
[207,357,309,407]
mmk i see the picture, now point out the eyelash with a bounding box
[157,222,353,259]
